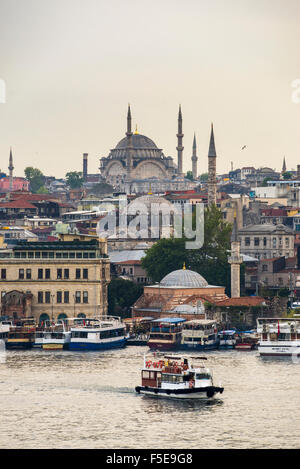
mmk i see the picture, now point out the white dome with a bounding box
[160,269,208,288]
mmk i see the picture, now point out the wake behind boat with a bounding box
[135,353,224,399]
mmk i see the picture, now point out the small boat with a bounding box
[6,319,36,350]
[235,331,258,351]
[124,317,152,346]
[180,319,219,351]
[218,330,237,349]
[135,353,224,399]
[42,321,71,350]
[68,316,127,351]
[257,318,300,357]
[147,318,186,351]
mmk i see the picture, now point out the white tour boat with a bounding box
[69,316,127,351]
[135,353,224,399]
[257,317,300,357]
[41,321,72,350]
[180,319,219,351]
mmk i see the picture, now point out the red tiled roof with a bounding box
[215,297,266,307]
[0,199,37,209]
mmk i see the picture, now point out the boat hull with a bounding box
[148,342,179,351]
[6,340,33,350]
[180,342,219,351]
[258,342,300,357]
[68,338,126,351]
[42,343,69,350]
[135,385,224,399]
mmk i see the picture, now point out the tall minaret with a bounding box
[208,123,217,206]
[8,147,14,192]
[191,133,198,180]
[83,153,88,182]
[282,156,287,174]
[125,104,134,179]
[176,105,184,176]
[228,213,243,298]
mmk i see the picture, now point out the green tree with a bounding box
[108,278,144,318]
[141,205,235,294]
[142,237,189,283]
[66,171,84,189]
[186,171,194,181]
[262,177,272,187]
[24,167,45,193]
[282,172,292,180]
[199,173,209,182]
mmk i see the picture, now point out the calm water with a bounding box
[0,344,299,449]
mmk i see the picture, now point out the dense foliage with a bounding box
[108,278,144,318]
[24,167,47,193]
[142,205,243,295]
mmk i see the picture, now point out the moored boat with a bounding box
[135,353,224,399]
[68,316,127,351]
[6,319,36,350]
[42,321,71,350]
[257,318,300,357]
[147,318,185,351]
[218,329,237,349]
[180,319,219,351]
[235,330,258,351]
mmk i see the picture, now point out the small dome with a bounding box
[160,269,208,288]
[128,194,174,213]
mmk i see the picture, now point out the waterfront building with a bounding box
[238,224,294,260]
[0,238,109,323]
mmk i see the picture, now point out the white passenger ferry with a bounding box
[180,320,219,351]
[69,316,126,351]
[257,317,300,357]
[135,353,224,399]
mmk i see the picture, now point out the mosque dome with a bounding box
[160,268,208,288]
[109,133,164,160]
[127,194,174,213]
[115,134,159,150]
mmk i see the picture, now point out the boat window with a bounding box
[196,373,211,380]
[142,371,150,379]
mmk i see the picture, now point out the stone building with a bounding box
[132,267,228,320]
[238,224,294,260]
[0,238,109,323]
[100,106,177,188]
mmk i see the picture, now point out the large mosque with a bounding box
[99,106,198,193]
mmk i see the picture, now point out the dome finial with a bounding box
[134,125,138,135]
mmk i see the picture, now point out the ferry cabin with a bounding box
[257,318,300,357]
[181,320,219,350]
[136,355,223,399]
[147,318,186,351]
[218,330,237,349]
[69,317,126,351]
[6,319,36,350]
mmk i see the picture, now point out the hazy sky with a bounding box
[0,0,300,178]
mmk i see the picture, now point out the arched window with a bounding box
[77,313,86,318]
[57,313,68,321]
[39,313,50,324]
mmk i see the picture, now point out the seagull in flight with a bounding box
[241,145,247,150]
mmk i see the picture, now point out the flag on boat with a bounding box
[278,320,280,335]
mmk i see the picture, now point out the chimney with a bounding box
[83,153,88,181]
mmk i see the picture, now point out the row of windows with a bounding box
[37,291,89,304]
[71,328,125,339]
[3,268,93,280]
[243,236,291,248]
[14,251,97,259]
